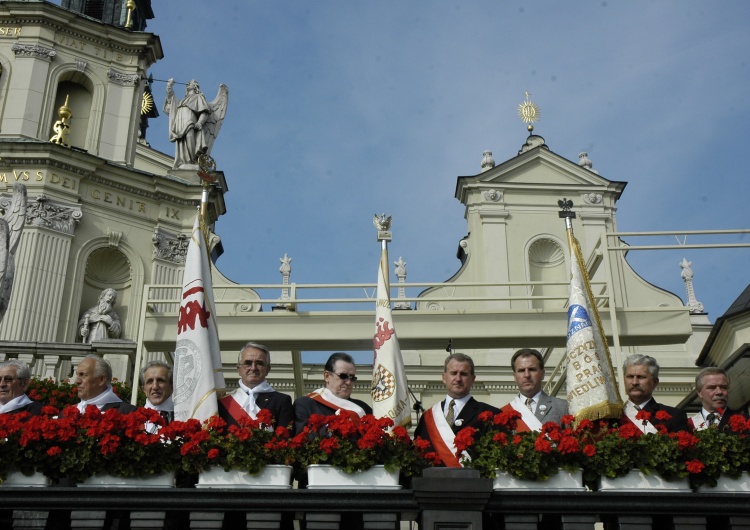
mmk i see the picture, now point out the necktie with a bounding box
[160,411,172,423]
[525,397,534,412]
[706,413,717,426]
[446,399,455,425]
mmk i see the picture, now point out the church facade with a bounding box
[0,0,746,420]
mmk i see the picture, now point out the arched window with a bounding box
[78,247,132,340]
[52,76,93,150]
[527,237,567,310]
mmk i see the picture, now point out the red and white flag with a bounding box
[371,247,411,428]
[173,215,225,423]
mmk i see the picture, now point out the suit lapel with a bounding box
[535,393,550,421]
[454,397,477,432]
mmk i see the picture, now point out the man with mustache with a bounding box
[621,354,689,433]
[690,367,746,431]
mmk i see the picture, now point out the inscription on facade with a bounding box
[0,27,21,37]
[56,34,134,64]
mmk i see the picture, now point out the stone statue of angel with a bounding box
[0,183,27,324]
[163,79,228,170]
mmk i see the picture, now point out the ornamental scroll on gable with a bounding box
[163,78,228,170]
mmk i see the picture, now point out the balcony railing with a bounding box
[2,469,749,530]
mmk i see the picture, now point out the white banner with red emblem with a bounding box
[173,215,225,423]
[371,247,411,428]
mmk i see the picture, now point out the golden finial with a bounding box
[50,95,73,146]
[517,91,540,133]
[125,0,136,29]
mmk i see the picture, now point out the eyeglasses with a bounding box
[239,361,267,368]
[332,372,358,382]
[0,376,20,384]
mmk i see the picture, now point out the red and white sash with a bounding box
[623,401,658,434]
[422,403,465,467]
[220,390,253,423]
[506,396,543,432]
[307,388,365,421]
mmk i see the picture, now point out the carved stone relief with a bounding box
[11,42,56,60]
[11,194,83,235]
[152,227,189,263]
[482,189,503,202]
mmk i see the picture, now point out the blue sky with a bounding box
[68,3,750,338]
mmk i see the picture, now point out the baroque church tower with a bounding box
[0,0,226,383]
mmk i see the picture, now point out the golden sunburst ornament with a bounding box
[517,91,540,132]
[141,91,154,115]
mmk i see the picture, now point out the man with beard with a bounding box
[77,288,121,343]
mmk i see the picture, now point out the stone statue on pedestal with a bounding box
[78,288,122,343]
[0,183,27,325]
[163,78,228,169]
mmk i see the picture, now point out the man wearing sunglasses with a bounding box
[294,352,372,433]
[218,342,294,431]
[0,359,42,416]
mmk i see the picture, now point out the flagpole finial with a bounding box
[557,198,576,219]
[373,213,392,242]
[197,154,217,188]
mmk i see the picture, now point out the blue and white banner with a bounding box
[565,235,622,420]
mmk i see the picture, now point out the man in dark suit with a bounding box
[690,366,747,431]
[621,354,689,433]
[219,342,293,430]
[293,352,372,433]
[0,359,42,416]
[502,348,568,431]
[413,353,500,467]
[74,355,136,414]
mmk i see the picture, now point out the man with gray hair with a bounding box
[0,359,42,416]
[219,342,293,430]
[621,354,689,433]
[74,355,135,414]
[690,367,746,431]
[141,360,174,423]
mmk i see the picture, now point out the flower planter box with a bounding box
[196,465,293,489]
[698,472,750,493]
[306,465,401,490]
[599,470,690,492]
[493,469,584,491]
[0,470,50,487]
[77,471,175,488]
